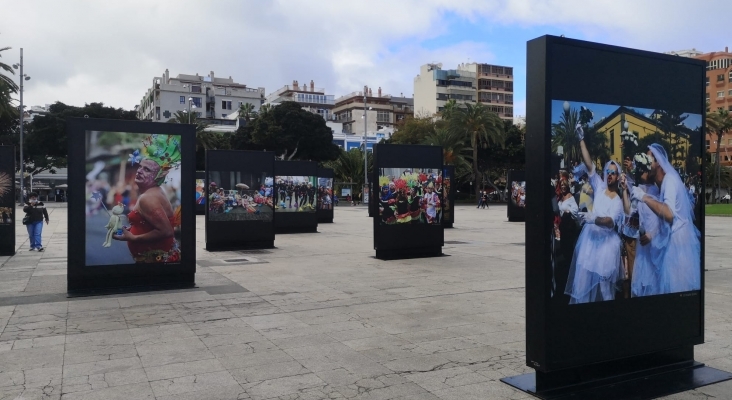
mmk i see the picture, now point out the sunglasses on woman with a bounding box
[605,169,618,176]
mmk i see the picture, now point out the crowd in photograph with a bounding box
[275,177,317,212]
[318,185,333,210]
[552,124,701,305]
[378,169,443,225]
[510,181,526,208]
[208,181,273,215]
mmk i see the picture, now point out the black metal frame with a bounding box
[66,118,196,294]
[0,146,15,256]
[442,165,455,228]
[316,167,335,223]
[274,160,318,233]
[205,150,275,250]
[502,35,731,400]
[371,144,444,260]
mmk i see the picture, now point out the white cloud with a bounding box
[0,0,728,115]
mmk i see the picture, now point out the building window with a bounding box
[437,93,449,100]
[377,111,390,123]
[718,91,725,98]
[191,97,202,108]
[222,114,227,118]
[706,77,710,86]
[180,96,185,104]
[222,100,232,110]
[718,74,725,82]
[706,140,711,149]
[707,93,711,101]
[728,139,732,145]
[728,105,732,111]
[191,85,202,93]
[729,71,732,81]
[609,129,615,152]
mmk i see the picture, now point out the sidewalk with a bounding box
[0,206,729,399]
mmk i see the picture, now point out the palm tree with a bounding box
[551,107,581,166]
[706,109,732,203]
[258,103,273,116]
[422,127,469,168]
[238,102,254,120]
[325,148,373,190]
[449,103,505,198]
[167,110,214,152]
[439,99,460,121]
[0,46,19,118]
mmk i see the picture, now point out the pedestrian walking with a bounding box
[23,192,49,252]
[476,191,484,208]
[481,191,489,209]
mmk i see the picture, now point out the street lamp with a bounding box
[12,48,30,204]
[362,90,372,204]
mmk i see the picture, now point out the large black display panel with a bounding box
[503,35,731,399]
[274,160,318,233]
[67,118,196,292]
[316,167,334,223]
[205,150,275,250]
[195,171,205,215]
[442,165,455,228]
[372,144,444,259]
[0,146,15,256]
[507,170,525,222]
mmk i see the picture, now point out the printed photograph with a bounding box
[510,181,526,208]
[0,171,12,205]
[85,131,182,266]
[196,179,206,206]
[207,172,273,222]
[318,177,333,210]
[378,168,443,225]
[274,176,317,213]
[0,207,12,224]
[442,168,452,221]
[549,100,702,304]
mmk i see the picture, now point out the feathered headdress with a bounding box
[129,134,182,185]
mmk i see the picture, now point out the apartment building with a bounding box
[265,80,336,121]
[693,48,732,166]
[137,69,264,122]
[413,62,514,121]
[332,86,414,136]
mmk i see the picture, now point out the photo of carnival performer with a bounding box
[318,178,333,210]
[511,181,526,208]
[195,179,206,206]
[109,134,182,264]
[274,176,317,212]
[206,173,273,222]
[564,122,624,304]
[629,144,701,294]
[378,168,441,225]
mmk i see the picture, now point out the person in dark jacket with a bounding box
[23,192,49,251]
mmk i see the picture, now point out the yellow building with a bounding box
[592,106,690,169]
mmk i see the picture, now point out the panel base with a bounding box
[501,363,732,400]
[206,240,275,251]
[317,218,334,224]
[443,223,453,229]
[375,246,443,261]
[68,280,196,298]
[275,226,318,234]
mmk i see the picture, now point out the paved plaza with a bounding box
[0,204,730,400]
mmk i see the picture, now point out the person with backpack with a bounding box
[23,192,49,252]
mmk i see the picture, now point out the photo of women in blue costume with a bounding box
[550,100,702,304]
[378,168,442,225]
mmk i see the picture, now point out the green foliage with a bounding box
[706,109,732,203]
[231,101,340,162]
[238,102,254,120]
[552,106,610,168]
[325,148,373,189]
[448,102,505,197]
[389,115,436,145]
[22,102,138,176]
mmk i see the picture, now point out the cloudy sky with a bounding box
[1,0,728,117]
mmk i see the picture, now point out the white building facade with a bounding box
[265,80,336,121]
[137,69,264,122]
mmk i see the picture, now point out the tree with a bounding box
[238,102,255,120]
[706,109,732,203]
[552,105,610,169]
[422,127,469,168]
[389,115,436,144]
[438,99,460,120]
[476,121,526,200]
[232,101,339,162]
[23,102,137,176]
[0,46,19,119]
[449,102,505,198]
[325,148,372,190]
[167,110,214,152]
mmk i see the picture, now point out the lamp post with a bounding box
[188,97,193,124]
[12,48,31,204]
[363,92,368,196]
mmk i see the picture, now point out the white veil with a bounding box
[648,144,694,222]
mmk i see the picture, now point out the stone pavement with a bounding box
[0,204,730,399]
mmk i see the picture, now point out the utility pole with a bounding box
[363,89,368,197]
[12,49,30,204]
